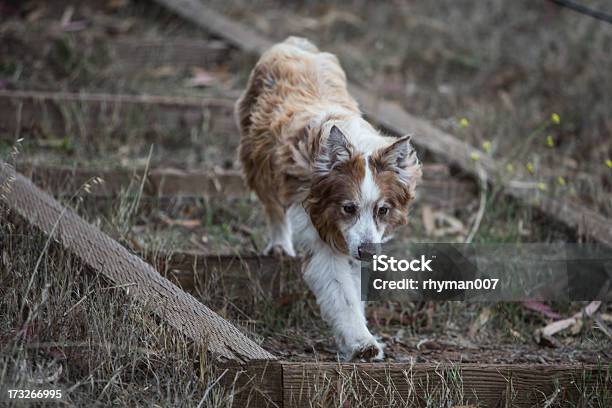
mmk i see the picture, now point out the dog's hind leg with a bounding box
[263,206,295,257]
[257,188,295,257]
[235,59,296,257]
[238,136,295,257]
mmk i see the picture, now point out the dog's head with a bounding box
[305,125,421,259]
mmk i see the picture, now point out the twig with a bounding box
[593,315,612,340]
[62,289,95,317]
[466,165,487,243]
[197,368,229,408]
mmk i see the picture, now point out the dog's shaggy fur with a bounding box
[236,37,421,360]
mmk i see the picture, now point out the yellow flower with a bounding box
[482,140,491,153]
[557,176,566,186]
[506,163,514,173]
[537,182,547,191]
[546,135,554,148]
[459,118,470,128]
[526,162,534,174]
[470,152,480,161]
[551,113,561,125]
[606,159,612,169]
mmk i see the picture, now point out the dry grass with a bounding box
[0,218,237,407]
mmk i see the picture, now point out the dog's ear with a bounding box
[372,135,421,184]
[317,125,353,171]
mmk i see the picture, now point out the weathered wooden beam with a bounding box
[151,0,612,247]
[0,90,235,139]
[221,361,284,408]
[17,163,246,199]
[222,360,610,407]
[1,26,231,74]
[154,251,302,297]
[110,37,230,72]
[19,162,476,209]
[279,362,609,407]
[0,161,275,363]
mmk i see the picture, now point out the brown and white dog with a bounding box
[236,37,421,361]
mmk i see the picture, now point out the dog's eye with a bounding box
[342,204,357,215]
[377,206,389,216]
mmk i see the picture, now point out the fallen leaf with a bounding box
[159,214,200,228]
[509,328,525,341]
[536,300,602,340]
[468,307,491,337]
[60,6,74,26]
[416,339,442,351]
[593,316,612,340]
[188,235,208,252]
[368,306,412,326]
[542,317,577,337]
[498,90,515,112]
[185,67,218,87]
[533,329,562,348]
[570,318,583,335]
[583,300,601,317]
[421,205,435,235]
[600,313,612,323]
[522,300,561,319]
[432,211,465,237]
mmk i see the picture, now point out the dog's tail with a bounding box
[282,36,319,53]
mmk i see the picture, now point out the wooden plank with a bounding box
[280,362,609,407]
[154,251,302,298]
[17,163,246,199]
[0,90,235,139]
[111,37,230,71]
[151,0,612,247]
[1,26,230,74]
[19,162,476,209]
[221,361,284,408]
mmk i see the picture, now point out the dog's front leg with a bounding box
[303,250,384,361]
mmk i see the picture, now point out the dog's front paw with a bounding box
[263,242,296,257]
[345,337,385,362]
